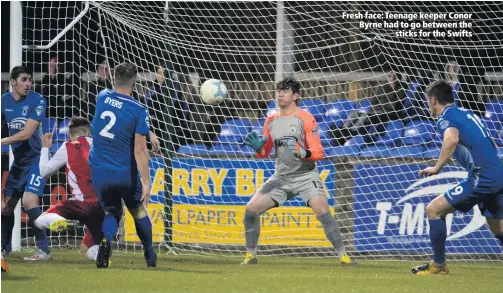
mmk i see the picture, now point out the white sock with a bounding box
[87,245,99,261]
[35,213,66,229]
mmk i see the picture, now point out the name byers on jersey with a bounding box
[104,97,123,109]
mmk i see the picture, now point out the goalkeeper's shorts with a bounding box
[259,171,325,206]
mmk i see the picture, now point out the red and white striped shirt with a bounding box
[40,137,97,202]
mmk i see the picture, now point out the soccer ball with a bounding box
[200,79,227,105]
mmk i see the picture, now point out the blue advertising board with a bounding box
[353,163,502,254]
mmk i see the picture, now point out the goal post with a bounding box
[14,1,503,260]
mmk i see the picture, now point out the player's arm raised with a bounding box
[39,133,68,179]
[244,118,273,158]
[135,110,151,206]
[419,127,459,177]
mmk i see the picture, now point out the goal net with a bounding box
[16,1,503,260]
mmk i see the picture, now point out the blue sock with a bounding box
[102,214,118,242]
[134,216,153,253]
[496,233,503,247]
[1,215,15,252]
[429,218,447,264]
[26,207,50,254]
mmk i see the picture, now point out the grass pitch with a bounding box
[2,250,502,293]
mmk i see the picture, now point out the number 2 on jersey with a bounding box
[99,111,116,139]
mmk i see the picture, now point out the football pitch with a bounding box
[2,250,502,293]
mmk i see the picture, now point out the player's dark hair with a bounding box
[426,80,454,105]
[10,66,31,81]
[276,77,301,104]
[114,62,137,88]
[68,116,91,137]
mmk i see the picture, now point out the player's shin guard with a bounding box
[496,233,503,247]
[429,218,447,264]
[1,215,15,253]
[26,208,50,254]
[317,212,345,258]
[102,214,118,242]
[244,210,261,255]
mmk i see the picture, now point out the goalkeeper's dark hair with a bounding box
[276,77,301,95]
[68,116,91,137]
[114,62,138,88]
[426,80,454,105]
[10,66,31,81]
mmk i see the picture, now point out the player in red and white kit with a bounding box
[35,116,104,261]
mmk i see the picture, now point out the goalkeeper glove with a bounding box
[286,140,307,158]
[244,132,268,153]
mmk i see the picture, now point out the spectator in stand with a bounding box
[331,70,406,145]
[86,61,113,120]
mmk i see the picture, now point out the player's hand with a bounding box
[286,140,306,158]
[149,131,161,153]
[418,166,440,177]
[244,132,267,152]
[42,133,53,148]
[141,182,151,208]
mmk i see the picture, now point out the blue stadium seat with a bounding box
[266,100,277,116]
[1,145,8,153]
[401,120,435,145]
[429,133,442,147]
[251,118,265,137]
[217,119,251,144]
[176,144,209,156]
[55,118,71,142]
[236,144,254,156]
[318,123,333,146]
[356,99,372,113]
[345,135,367,150]
[42,118,57,134]
[375,120,404,146]
[324,100,355,128]
[389,145,426,159]
[482,118,503,146]
[359,145,392,158]
[423,146,441,159]
[299,99,325,121]
[208,144,238,156]
[325,145,360,157]
[484,100,503,121]
[51,141,65,153]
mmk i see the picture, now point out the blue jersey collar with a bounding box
[440,104,455,117]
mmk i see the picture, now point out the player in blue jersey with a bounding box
[89,62,156,268]
[1,66,51,261]
[412,80,503,275]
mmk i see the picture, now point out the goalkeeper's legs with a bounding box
[308,195,355,264]
[412,194,454,275]
[242,191,276,265]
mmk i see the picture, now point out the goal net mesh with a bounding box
[17,1,503,260]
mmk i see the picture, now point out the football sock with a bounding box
[243,210,260,255]
[317,212,345,258]
[87,245,99,261]
[1,215,15,252]
[34,213,66,229]
[26,207,50,254]
[134,216,153,253]
[496,233,503,247]
[429,218,447,264]
[102,214,118,242]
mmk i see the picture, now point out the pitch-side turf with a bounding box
[2,250,502,293]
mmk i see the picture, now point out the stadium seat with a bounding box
[55,118,71,142]
[356,99,372,113]
[389,145,426,159]
[423,146,441,159]
[484,100,503,121]
[429,133,442,146]
[299,98,325,121]
[318,123,334,146]
[42,118,57,135]
[401,120,435,145]
[217,119,251,144]
[482,118,503,146]
[176,144,209,156]
[325,145,360,157]
[324,99,355,128]
[344,135,367,150]
[208,144,238,156]
[251,118,265,137]
[51,141,65,154]
[266,100,277,116]
[375,120,404,146]
[359,145,392,158]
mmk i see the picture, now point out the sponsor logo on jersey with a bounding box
[4,109,13,112]
[36,105,44,116]
[7,117,27,130]
[21,106,29,117]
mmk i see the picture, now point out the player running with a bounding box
[35,116,104,262]
[241,77,355,265]
[412,80,503,275]
[1,66,51,261]
[89,62,156,268]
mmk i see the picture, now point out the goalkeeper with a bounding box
[241,77,355,265]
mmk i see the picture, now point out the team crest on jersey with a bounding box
[439,119,449,130]
[289,124,298,134]
[21,106,29,116]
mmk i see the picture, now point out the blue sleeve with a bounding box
[135,108,150,135]
[28,94,46,122]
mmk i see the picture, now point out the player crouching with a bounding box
[36,117,104,262]
[241,77,355,265]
